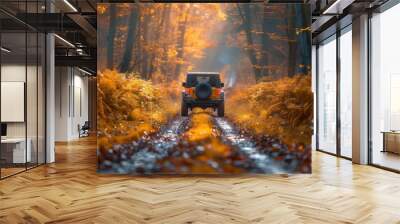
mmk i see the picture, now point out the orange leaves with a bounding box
[182,109,235,168]
[185,109,215,142]
[226,75,313,146]
[184,27,210,59]
[167,49,178,58]
[267,32,290,42]
[97,70,180,152]
[216,6,227,21]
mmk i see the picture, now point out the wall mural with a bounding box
[97,3,312,174]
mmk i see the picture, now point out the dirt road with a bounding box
[99,110,308,174]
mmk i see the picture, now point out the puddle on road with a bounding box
[215,118,289,174]
[99,117,189,174]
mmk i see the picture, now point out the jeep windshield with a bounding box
[186,74,221,87]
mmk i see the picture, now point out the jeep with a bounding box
[181,72,225,117]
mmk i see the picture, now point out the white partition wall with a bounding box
[0,2,47,178]
[1,82,25,122]
[1,27,29,176]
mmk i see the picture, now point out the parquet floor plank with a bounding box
[0,137,399,223]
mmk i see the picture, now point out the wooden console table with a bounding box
[382,131,400,154]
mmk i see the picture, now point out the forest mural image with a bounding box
[97,3,312,174]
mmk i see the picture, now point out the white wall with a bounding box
[1,65,26,139]
[72,73,89,138]
[1,63,46,164]
[55,67,89,141]
[55,67,70,141]
[1,64,38,138]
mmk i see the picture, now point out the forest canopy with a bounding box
[98,3,311,84]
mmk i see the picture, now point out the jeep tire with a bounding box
[181,102,189,116]
[217,102,224,117]
[195,83,212,100]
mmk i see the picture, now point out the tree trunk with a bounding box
[148,5,169,79]
[141,12,151,79]
[298,5,311,75]
[287,5,297,77]
[174,5,191,80]
[237,4,262,81]
[119,6,140,73]
[135,14,142,74]
[107,5,117,69]
[260,4,271,78]
[160,5,172,78]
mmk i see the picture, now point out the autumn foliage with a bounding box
[97,70,179,152]
[226,75,313,146]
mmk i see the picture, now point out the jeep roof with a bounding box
[186,72,221,87]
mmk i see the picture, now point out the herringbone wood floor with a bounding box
[0,137,399,224]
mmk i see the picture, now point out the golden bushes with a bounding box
[97,69,179,152]
[97,70,313,156]
[226,75,313,146]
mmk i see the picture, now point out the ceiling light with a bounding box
[1,47,11,53]
[323,0,343,14]
[322,0,355,15]
[78,67,93,76]
[63,0,78,12]
[54,34,75,48]
[76,48,86,55]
